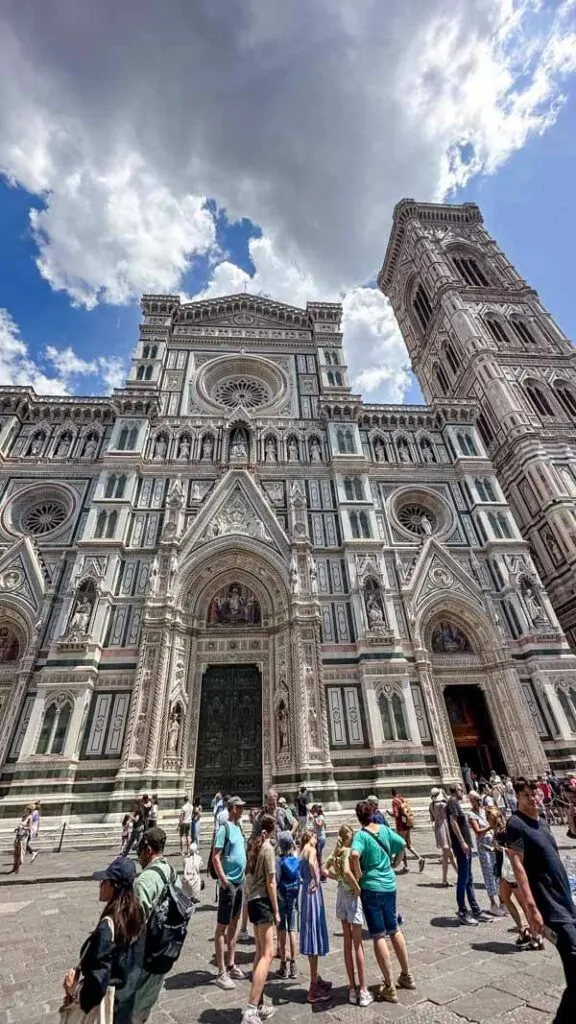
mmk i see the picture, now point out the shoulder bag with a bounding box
[59,917,115,1024]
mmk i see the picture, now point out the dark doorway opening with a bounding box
[194,664,262,806]
[444,684,506,780]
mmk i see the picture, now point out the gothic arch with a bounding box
[0,599,37,653]
[177,540,290,621]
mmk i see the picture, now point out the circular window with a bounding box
[213,376,271,410]
[397,503,437,536]
[22,500,67,536]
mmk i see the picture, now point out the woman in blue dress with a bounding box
[299,830,331,1003]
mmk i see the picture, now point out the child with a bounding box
[326,825,372,1007]
[275,831,301,979]
[299,830,331,1003]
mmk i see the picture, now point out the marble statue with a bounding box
[70,596,92,635]
[308,705,319,747]
[420,515,433,535]
[308,553,318,595]
[148,556,159,596]
[265,438,277,462]
[201,436,213,460]
[82,434,98,458]
[154,435,168,459]
[277,704,288,751]
[55,435,72,457]
[288,438,299,462]
[367,597,385,627]
[190,481,202,501]
[374,440,386,462]
[178,437,191,459]
[290,555,300,595]
[167,708,181,754]
[310,438,322,462]
[231,430,248,458]
[28,435,44,456]
[524,584,544,624]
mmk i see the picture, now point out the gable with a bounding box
[177,294,311,331]
[0,537,47,615]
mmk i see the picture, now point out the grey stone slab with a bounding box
[448,987,524,1022]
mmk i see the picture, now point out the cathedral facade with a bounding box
[1,200,576,820]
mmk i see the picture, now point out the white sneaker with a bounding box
[241,1010,261,1024]
[31,851,38,863]
[348,988,358,1005]
[258,1005,276,1020]
[216,972,236,990]
[238,929,250,941]
[359,990,374,1007]
[228,965,247,980]
[457,912,479,926]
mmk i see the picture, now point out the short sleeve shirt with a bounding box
[180,801,193,825]
[505,811,575,926]
[246,840,275,900]
[215,821,246,884]
[446,796,472,847]
[351,825,405,892]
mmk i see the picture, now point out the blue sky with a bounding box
[0,1,575,403]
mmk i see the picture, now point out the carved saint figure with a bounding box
[178,437,191,459]
[154,435,168,459]
[290,555,300,595]
[288,438,299,463]
[277,702,288,751]
[167,707,181,754]
[70,596,92,635]
[82,434,98,458]
[230,429,248,459]
[201,436,213,460]
[55,434,72,457]
[190,481,202,501]
[310,438,322,462]
[148,556,159,596]
[374,439,386,462]
[265,437,277,462]
[28,434,44,456]
[0,627,19,663]
[420,515,433,536]
[523,584,544,624]
[367,597,385,627]
[308,554,318,595]
[308,705,319,748]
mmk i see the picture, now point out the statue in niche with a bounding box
[420,515,433,536]
[367,597,385,627]
[308,553,318,595]
[374,439,386,462]
[190,481,202,501]
[230,429,248,459]
[82,434,98,458]
[290,555,300,595]
[397,439,410,462]
[522,581,545,625]
[287,438,299,463]
[69,595,93,636]
[543,527,562,565]
[169,551,179,587]
[277,701,288,751]
[148,556,159,596]
[178,436,191,459]
[308,704,319,748]
[28,434,45,456]
[207,582,261,625]
[310,438,322,462]
[201,436,213,460]
[431,622,471,653]
[421,440,435,463]
[0,626,19,663]
[167,707,181,754]
[55,434,72,457]
[265,437,277,463]
[154,435,168,459]
[167,477,185,508]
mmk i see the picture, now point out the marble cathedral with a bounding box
[1,198,576,820]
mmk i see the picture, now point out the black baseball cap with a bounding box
[92,856,137,888]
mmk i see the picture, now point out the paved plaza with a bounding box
[0,838,572,1024]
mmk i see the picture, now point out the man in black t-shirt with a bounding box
[294,786,309,835]
[446,782,492,926]
[506,777,576,1024]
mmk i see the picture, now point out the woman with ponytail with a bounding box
[61,857,145,1023]
[326,825,371,1006]
[241,815,279,1024]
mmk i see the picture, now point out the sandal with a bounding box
[515,927,531,946]
[529,935,544,950]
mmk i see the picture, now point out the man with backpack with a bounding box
[130,827,192,1023]
[390,790,425,873]
[211,796,247,990]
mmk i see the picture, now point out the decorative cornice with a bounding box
[378,199,483,291]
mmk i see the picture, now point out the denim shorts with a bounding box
[360,888,398,938]
[278,891,297,931]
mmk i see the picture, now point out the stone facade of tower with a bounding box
[0,285,574,822]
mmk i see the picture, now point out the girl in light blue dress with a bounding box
[299,830,331,1004]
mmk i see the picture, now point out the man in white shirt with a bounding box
[179,794,193,855]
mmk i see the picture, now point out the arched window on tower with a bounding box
[489,511,512,539]
[475,477,496,502]
[445,342,460,376]
[343,477,364,501]
[453,255,489,287]
[144,365,153,381]
[525,382,554,418]
[136,365,145,380]
[150,345,158,358]
[511,319,537,346]
[477,412,494,449]
[434,363,450,395]
[142,345,150,359]
[457,432,478,457]
[349,510,371,538]
[105,474,116,499]
[378,691,409,741]
[413,283,433,331]
[557,689,576,733]
[337,428,355,454]
[484,317,509,345]
[555,382,576,419]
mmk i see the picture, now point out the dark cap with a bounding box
[139,826,167,853]
[92,856,136,887]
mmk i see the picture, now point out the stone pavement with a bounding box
[1,839,571,1024]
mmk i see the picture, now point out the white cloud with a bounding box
[44,344,128,392]
[0,0,575,399]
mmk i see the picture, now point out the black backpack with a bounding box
[143,864,194,975]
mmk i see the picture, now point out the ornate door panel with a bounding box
[195,664,262,806]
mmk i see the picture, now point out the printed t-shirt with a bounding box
[215,821,246,884]
[446,796,472,848]
[351,825,405,892]
[246,840,275,900]
[505,811,576,927]
[180,801,193,825]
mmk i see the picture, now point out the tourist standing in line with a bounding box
[461,762,473,793]
[326,824,372,1007]
[148,794,158,829]
[299,829,331,1004]
[241,813,279,1024]
[278,797,298,836]
[275,831,301,979]
[390,789,425,872]
[251,789,291,841]
[192,795,202,847]
[506,777,576,1022]
[178,794,193,856]
[466,791,503,915]
[212,791,224,819]
[446,782,492,925]
[295,786,309,835]
[428,788,456,886]
[213,796,247,990]
[62,856,144,1024]
[311,804,327,872]
[366,794,389,827]
[350,800,414,1004]
[215,795,231,828]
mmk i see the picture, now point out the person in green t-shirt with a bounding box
[350,801,416,1005]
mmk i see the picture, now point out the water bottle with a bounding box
[564,855,576,903]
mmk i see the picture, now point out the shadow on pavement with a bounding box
[430,915,461,928]
[165,969,215,989]
[471,940,521,955]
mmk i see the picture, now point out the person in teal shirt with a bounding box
[212,796,247,990]
[350,801,415,1004]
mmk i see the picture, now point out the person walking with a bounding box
[178,795,193,856]
[275,831,300,979]
[148,795,158,829]
[299,829,331,1004]
[130,827,183,1023]
[350,800,414,1004]
[61,856,145,1024]
[506,777,576,1022]
[366,795,389,827]
[294,786,309,835]
[123,800,145,857]
[240,813,279,1024]
[326,824,372,1007]
[446,783,493,926]
[192,796,202,847]
[213,796,247,990]
[311,804,327,872]
[428,788,456,886]
[390,789,425,872]
[466,791,503,915]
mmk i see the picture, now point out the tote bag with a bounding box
[59,917,115,1024]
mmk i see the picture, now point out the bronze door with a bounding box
[194,664,263,807]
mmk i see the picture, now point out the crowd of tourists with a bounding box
[50,773,576,1024]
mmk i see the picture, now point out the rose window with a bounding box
[22,500,67,536]
[397,503,436,536]
[213,376,271,409]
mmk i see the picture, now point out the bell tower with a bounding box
[379,199,576,644]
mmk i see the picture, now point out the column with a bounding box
[414,651,461,782]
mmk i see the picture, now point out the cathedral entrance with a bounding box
[444,684,506,780]
[194,664,263,806]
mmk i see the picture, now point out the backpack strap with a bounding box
[148,862,176,892]
[362,826,391,857]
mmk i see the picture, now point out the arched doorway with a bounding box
[195,663,262,805]
[443,684,506,779]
